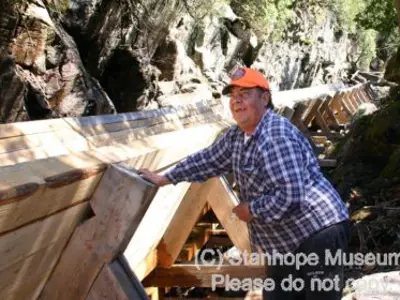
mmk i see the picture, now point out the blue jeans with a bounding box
[262,221,350,300]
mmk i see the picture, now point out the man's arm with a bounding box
[165,128,234,184]
[248,137,305,222]
[140,127,234,186]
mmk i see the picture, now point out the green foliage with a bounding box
[230,0,294,39]
[355,0,398,37]
[355,0,400,61]
[183,0,230,20]
[381,148,400,178]
[46,0,70,15]
[356,29,378,70]
[330,0,366,33]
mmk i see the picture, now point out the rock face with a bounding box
[62,0,183,112]
[0,0,115,123]
[0,0,386,121]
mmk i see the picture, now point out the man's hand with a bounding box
[232,202,253,223]
[138,168,171,187]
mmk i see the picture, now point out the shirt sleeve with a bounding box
[248,137,305,222]
[165,127,234,184]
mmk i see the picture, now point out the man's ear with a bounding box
[262,91,270,107]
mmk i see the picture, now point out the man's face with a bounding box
[229,86,267,133]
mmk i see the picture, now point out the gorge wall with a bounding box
[0,0,390,122]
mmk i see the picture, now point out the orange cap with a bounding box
[222,68,270,95]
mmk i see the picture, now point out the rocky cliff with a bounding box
[0,0,390,122]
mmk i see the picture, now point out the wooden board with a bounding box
[86,265,130,300]
[157,182,211,268]
[124,181,192,279]
[0,241,65,300]
[39,165,158,300]
[0,121,228,234]
[0,202,88,273]
[206,177,251,253]
[0,118,71,140]
[303,99,323,126]
[132,250,158,281]
[0,101,224,167]
[0,202,88,300]
[0,160,105,234]
[142,264,265,288]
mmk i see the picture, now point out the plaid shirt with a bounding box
[166,109,349,254]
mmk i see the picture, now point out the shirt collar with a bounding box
[243,109,271,141]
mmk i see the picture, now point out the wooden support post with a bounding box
[176,225,213,263]
[338,93,354,120]
[124,181,193,280]
[86,265,130,300]
[328,93,350,125]
[314,97,333,137]
[157,182,211,268]
[350,90,362,108]
[206,177,251,253]
[320,97,340,128]
[278,106,295,120]
[142,264,265,288]
[355,88,365,106]
[303,99,323,127]
[291,103,317,148]
[0,203,89,300]
[318,159,337,168]
[343,92,357,114]
[39,164,158,300]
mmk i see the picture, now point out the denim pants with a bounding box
[262,221,350,300]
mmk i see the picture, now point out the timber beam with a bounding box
[142,264,266,288]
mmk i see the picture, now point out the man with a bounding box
[140,68,349,300]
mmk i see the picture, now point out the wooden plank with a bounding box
[132,250,158,281]
[0,118,71,140]
[0,121,228,234]
[67,103,222,138]
[206,177,251,253]
[342,92,357,114]
[0,241,65,300]
[145,287,160,300]
[319,97,340,128]
[90,121,229,164]
[157,182,211,268]
[109,258,150,300]
[0,134,42,154]
[359,86,372,103]
[124,181,192,279]
[86,264,130,300]
[0,161,105,234]
[66,101,219,129]
[290,103,314,145]
[86,110,222,148]
[303,99,323,126]
[6,270,52,300]
[39,165,158,300]
[328,93,350,125]
[314,108,332,137]
[0,147,49,167]
[311,135,328,145]
[318,159,337,168]
[338,94,354,119]
[0,102,222,167]
[0,202,88,273]
[176,225,212,263]
[0,128,88,156]
[349,90,361,111]
[142,264,265,288]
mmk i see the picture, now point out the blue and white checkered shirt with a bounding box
[166,109,349,254]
